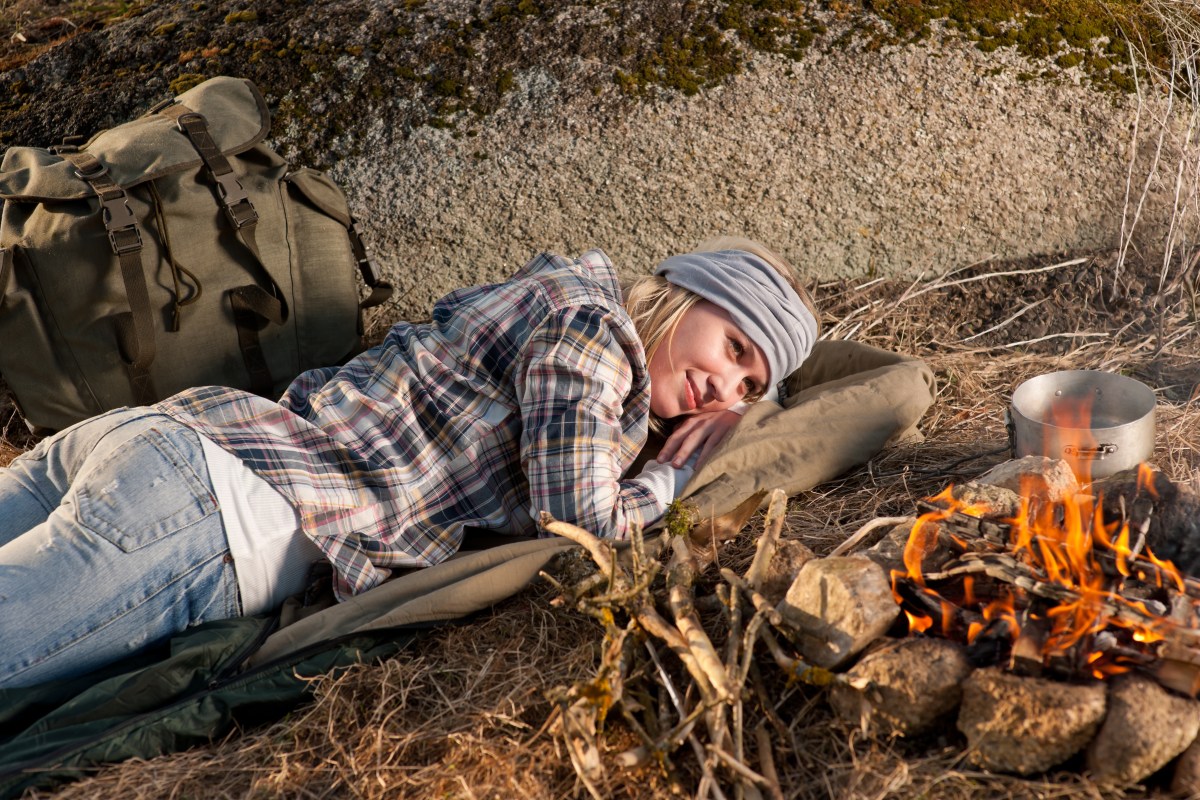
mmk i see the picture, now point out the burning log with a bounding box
[890,463,1200,689]
[841,456,1200,786]
[1097,468,1200,579]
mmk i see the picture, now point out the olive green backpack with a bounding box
[0,76,391,432]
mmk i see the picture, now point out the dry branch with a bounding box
[745,489,788,590]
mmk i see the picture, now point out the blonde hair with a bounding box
[622,237,820,432]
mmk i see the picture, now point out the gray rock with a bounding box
[777,556,899,670]
[950,481,1023,520]
[976,457,1080,506]
[759,538,816,606]
[1086,673,1200,786]
[829,637,973,736]
[1171,735,1200,796]
[861,523,912,574]
[957,668,1107,775]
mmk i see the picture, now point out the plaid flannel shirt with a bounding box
[157,250,661,600]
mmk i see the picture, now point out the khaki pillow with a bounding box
[681,340,935,518]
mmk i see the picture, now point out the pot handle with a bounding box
[1063,443,1119,461]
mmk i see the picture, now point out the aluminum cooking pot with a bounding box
[1010,370,1156,480]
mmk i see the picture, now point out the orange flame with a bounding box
[1137,463,1160,499]
[890,389,1176,680]
[905,610,933,634]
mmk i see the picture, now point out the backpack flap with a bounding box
[0,78,269,201]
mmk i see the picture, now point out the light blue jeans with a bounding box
[0,408,239,688]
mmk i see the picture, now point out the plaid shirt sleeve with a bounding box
[516,304,662,540]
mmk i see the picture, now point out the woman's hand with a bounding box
[658,409,743,469]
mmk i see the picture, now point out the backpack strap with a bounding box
[56,149,158,405]
[163,106,262,234]
[159,103,285,397]
[347,219,393,333]
[0,247,11,305]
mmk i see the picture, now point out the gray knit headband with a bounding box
[654,250,818,397]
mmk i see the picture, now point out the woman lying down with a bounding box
[0,236,819,688]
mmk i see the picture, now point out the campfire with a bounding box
[827,386,1200,788]
[546,379,1200,795]
[891,464,1192,689]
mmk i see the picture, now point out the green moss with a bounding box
[168,72,207,95]
[496,68,515,95]
[223,10,258,24]
[1061,19,1105,47]
[432,77,465,98]
[1056,51,1083,68]
[152,22,178,36]
[1108,68,1136,92]
[132,0,1176,159]
[663,500,699,539]
[853,0,1170,95]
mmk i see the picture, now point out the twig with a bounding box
[759,628,842,687]
[715,582,752,800]
[669,536,733,701]
[638,605,721,704]
[1000,331,1109,349]
[646,643,728,800]
[721,568,783,628]
[745,489,788,590]
[541,513,618,577]
[829,516,913,557]
[754,723,786,800]
[903,257,1087,303]
[736,610,771,691]
[708,744,773,789]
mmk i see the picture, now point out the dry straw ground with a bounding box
[3,0,1200,797]
[4,243,1198,800]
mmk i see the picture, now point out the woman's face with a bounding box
[648,300,771,420]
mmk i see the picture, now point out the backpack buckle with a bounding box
[214,172,258,229]
[100,195,142,255]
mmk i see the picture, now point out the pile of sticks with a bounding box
[537,490,837,800]
[896,496,1200,692]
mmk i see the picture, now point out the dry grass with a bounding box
[5,246,1196,800]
